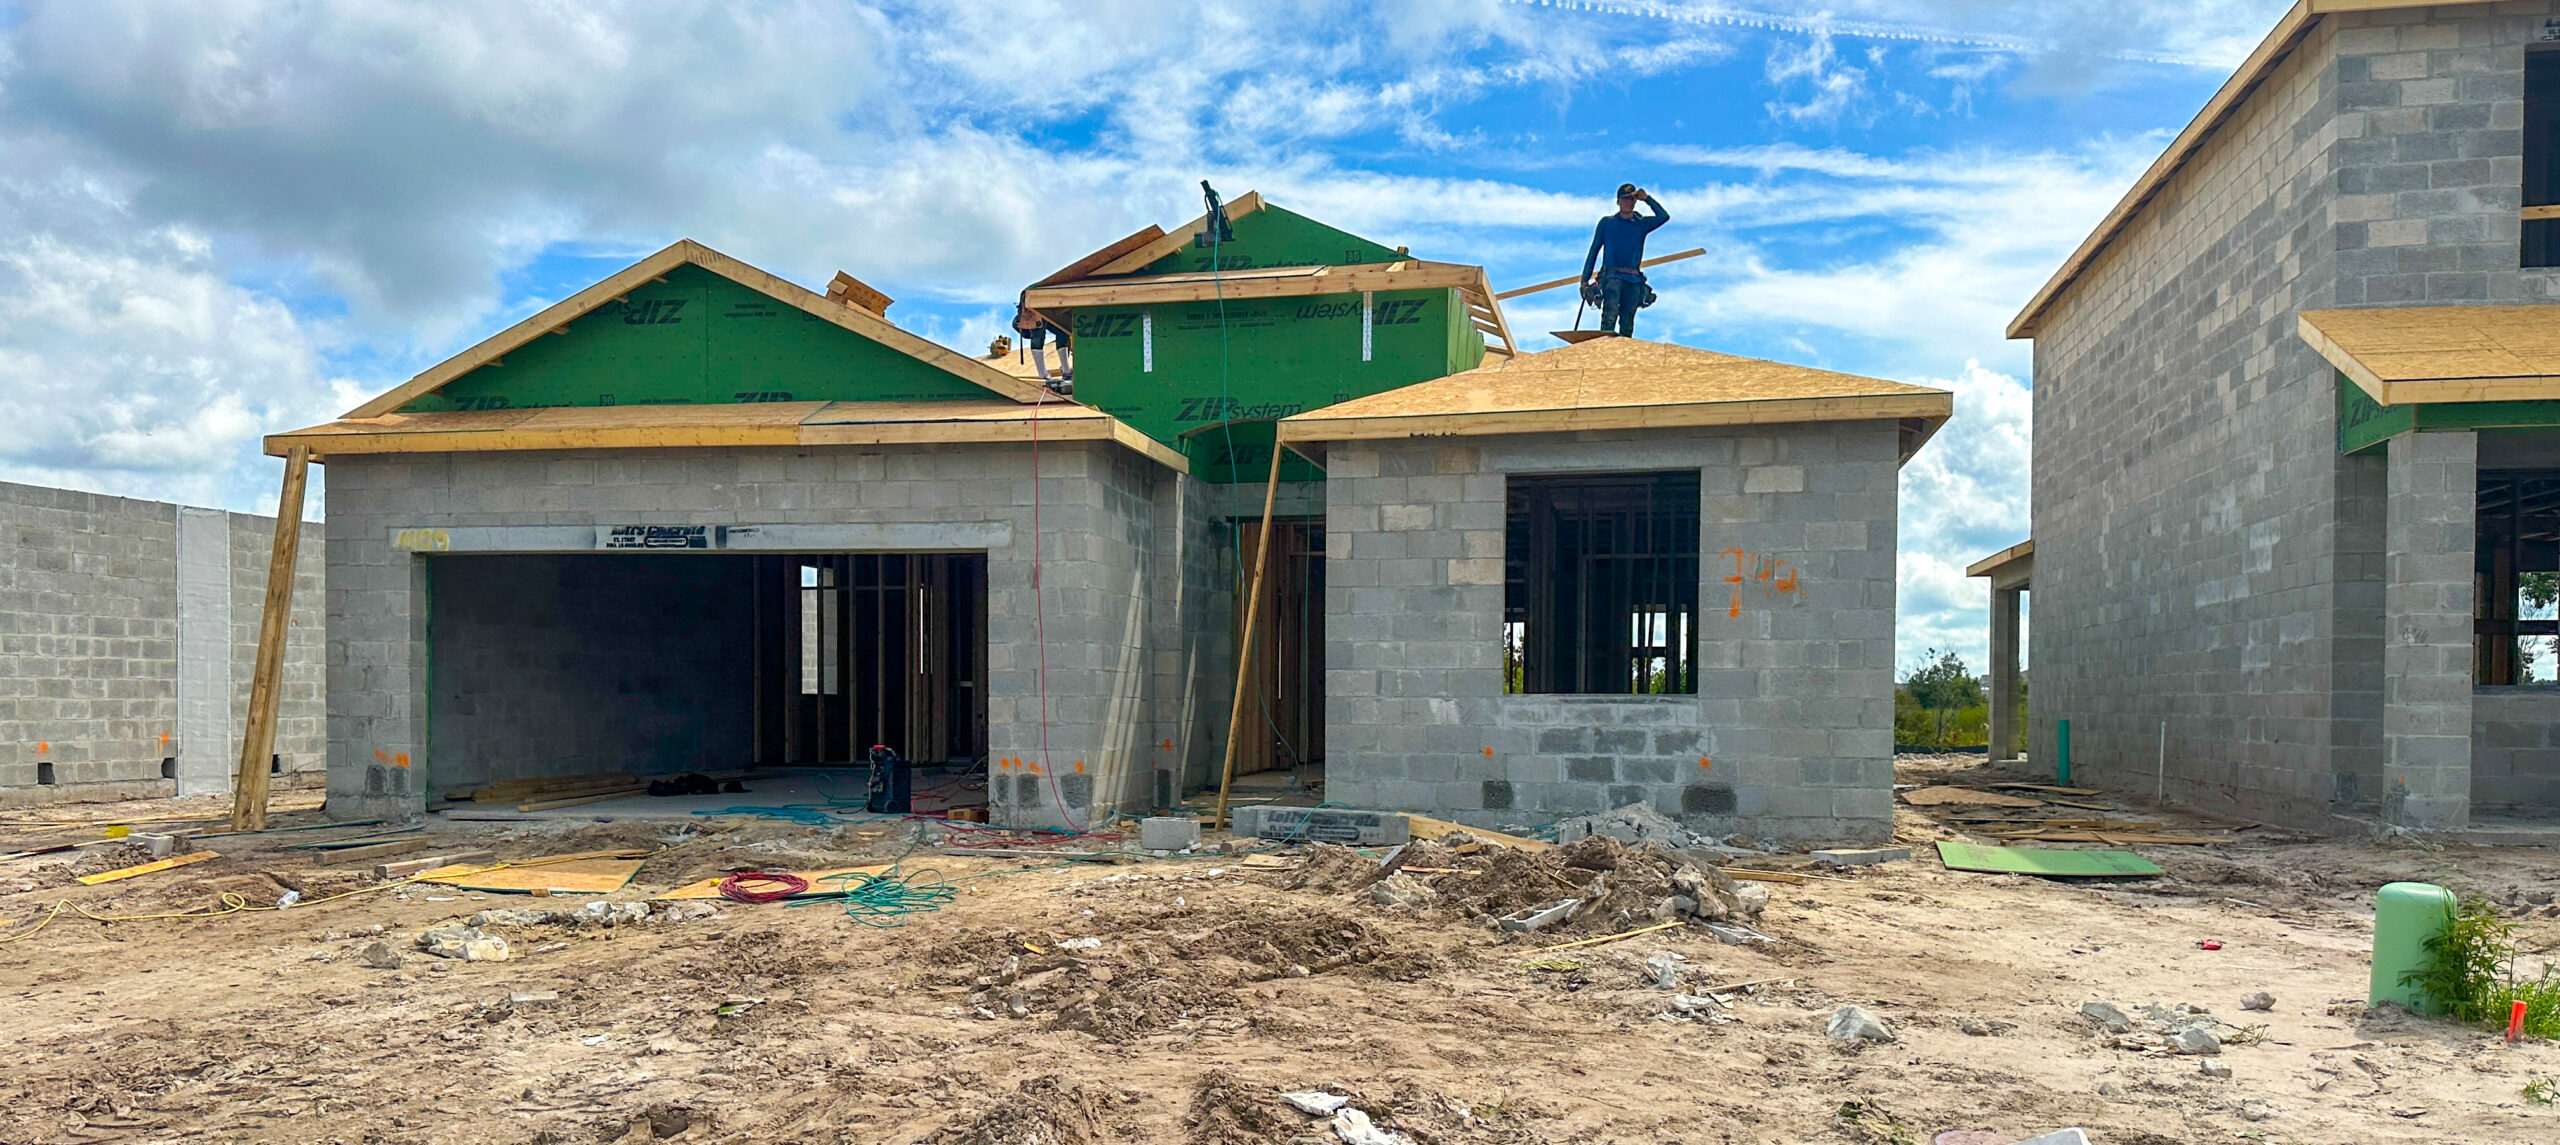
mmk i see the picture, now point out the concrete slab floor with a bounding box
[435,766,986,822]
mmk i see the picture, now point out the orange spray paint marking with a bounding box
[1483,746,1494,756]
[1722,549,1747,618]
[1699,757,1712,771]
[394,753,410,769]
[1028,762,1044,776]
[1073,760,1086,775]
[35,742,47,754]
[1161,739,1173,750]
[374,749,391,764]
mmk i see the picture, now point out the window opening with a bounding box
[1504,471,1701,695]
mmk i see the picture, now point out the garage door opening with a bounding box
[427,552,988,815]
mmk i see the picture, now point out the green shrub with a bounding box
[2403,894,2560,1039]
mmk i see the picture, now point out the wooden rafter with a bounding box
[344,240,1056,418]
[1085,191,1267,278]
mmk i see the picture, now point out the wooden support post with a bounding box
[1213,445,1287,829]
[231,445,311,832]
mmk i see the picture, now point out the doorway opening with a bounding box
[1233,520,1324,780]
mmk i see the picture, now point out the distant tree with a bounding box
[1905,648,1985,751]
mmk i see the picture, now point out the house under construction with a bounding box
[269,193,1950,841]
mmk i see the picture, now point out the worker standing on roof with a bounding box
[1012,295,1072,391]
[1580,183,1669,338]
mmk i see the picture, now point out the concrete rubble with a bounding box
[416,926,512,962]
[1825,1005,1894,1043]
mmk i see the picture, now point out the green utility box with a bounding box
[2369,881,2457,1013]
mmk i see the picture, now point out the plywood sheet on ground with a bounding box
[417,857,644,895]
[653,865,892,901]
[1901,786,2042,808]
[1935,841,2161,878]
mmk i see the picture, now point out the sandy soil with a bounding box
[1,761,2558,1145]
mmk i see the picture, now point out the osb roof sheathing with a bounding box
[265,399,1187,472]
[1276,336,1952,448]
[2298,305,2560,405]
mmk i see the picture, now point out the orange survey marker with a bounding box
[76,850,220,885]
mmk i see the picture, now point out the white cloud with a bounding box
[1896,361,2033,675]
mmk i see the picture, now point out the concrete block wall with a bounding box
[1144,471,1234,804]
[322,442,1181,828]
[2029,15,2367,827]
[2383,429,2478,828]
[2328,3,2560,308]
[0,480,323,804]
[1322,422,1901,844]
[2473,689,2560,812]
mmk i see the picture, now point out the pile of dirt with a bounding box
[62,843,159,878]
[1184,1072,1299,1145]
[1285,835,1764,936]
[934,1075,1131,1145]
[926,904,1445,1043]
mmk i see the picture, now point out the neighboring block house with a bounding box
[2010,0,2560,830]
[276,194,1947,841]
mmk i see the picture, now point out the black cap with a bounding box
[1616,182,1638,197]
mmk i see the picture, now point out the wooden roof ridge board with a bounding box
[345,239,1057,419]
[2006,0,2505,340]
[1085,191,1268,278]
[2300,305,2560,405]
[1021,259,1484,309]
[264,398,1190,473]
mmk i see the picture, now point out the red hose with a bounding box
[718,871,810,903]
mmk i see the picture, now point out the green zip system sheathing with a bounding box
[399,264,992,413]
[2337,372,2560,454]
[1066,205,1490,482]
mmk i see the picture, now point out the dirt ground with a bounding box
[3,762,2559,1145]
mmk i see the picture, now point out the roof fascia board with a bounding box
[1277,392,1953,444]
[1965,539,2036,578]
[345,240,1055,419]
[2296,311,2397,403]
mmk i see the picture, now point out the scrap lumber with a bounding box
[515,787,650,812]
[1493,247,1708,300]
[1405,814,1550,853]
[230,444,310,833]
[1900,786,2041,809]
[377,850,497,879]
[323,837,436,864]
[1525,920,1682,954]
[76,850,220,885]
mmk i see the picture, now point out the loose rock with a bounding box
[2080,1001,2134,1034]
[2200,1060,2233,1079]
[1644,951,1685,990]
[416,926,512,962]
[1825,1004,1895,1043]
[357,940,405,969]
[573,900,651,928]
[2239,1099,2274,1122]
[2168,1026,2222,1055]
[2240,990,2275,1012]
[1368,872,1434,911]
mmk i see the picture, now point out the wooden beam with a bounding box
[825,271,894,315]
[1088,191,1267,278]
[1492,247,1707,301]
[1278,392,1954,445]
[2523,205,2560,221]
[1023,260,1483,309]
[230,446,309,833]
[1212,446,1286,830]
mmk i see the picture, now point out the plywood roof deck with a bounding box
[266,400,1186,472]
[1276,337,1952,455]
[1966,539,2035,579]
[2299,305,2560,405]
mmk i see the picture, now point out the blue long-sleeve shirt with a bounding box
[1582,199,1669,282]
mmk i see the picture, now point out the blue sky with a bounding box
[0,0,2295,673]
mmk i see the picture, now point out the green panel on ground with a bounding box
[1935,841,2162,878]
[1136,203,1403,276]
[401,264,990,412]
[1072,287,1482,482]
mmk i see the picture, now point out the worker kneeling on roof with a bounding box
[1580,183,1669,338]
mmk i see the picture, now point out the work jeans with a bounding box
[1599,274,1644,337]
